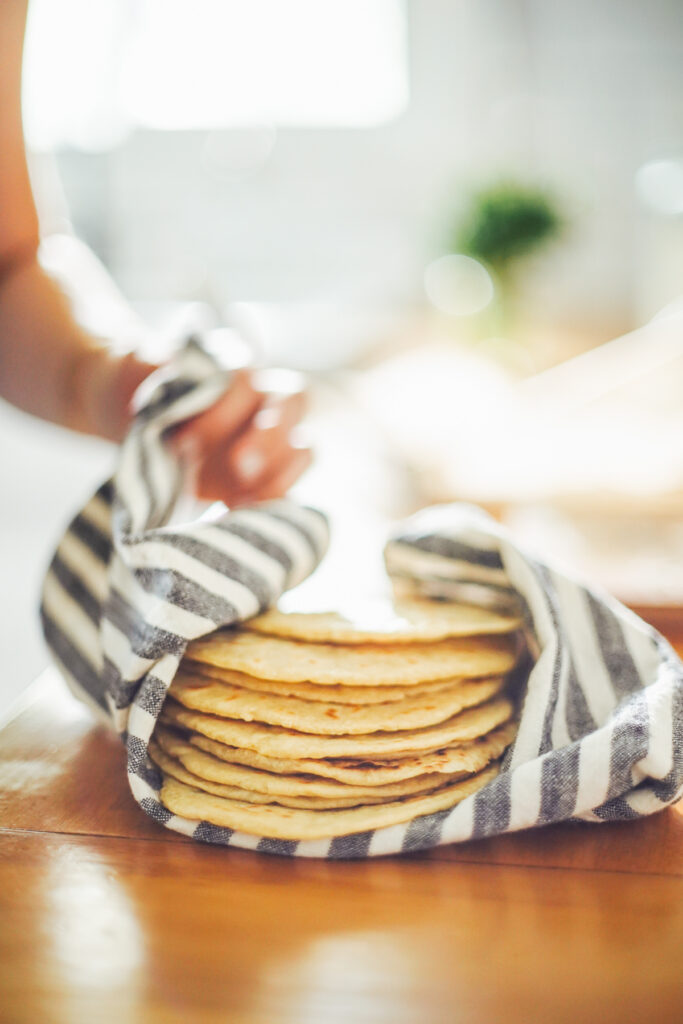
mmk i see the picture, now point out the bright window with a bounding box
[23,0,409,150]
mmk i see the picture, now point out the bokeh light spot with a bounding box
[636,159,683,215]
[424,254,494,316]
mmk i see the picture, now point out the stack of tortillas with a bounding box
[153,598,524,841]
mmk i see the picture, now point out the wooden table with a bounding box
[1,634,682,1024]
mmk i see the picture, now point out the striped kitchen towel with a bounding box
[41,343,683,856]
[382,504,683,848]
[40,338,329,828]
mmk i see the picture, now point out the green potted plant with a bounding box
[452,181,563,338]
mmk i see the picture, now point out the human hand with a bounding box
[82,348,311,507]
[167,367,312,507]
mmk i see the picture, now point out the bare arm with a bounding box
[0,0,154,439]
[0,0,311,497]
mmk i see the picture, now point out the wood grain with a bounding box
[1,604,682,1024]
[0,674,188,843]
[1,828,681,1024]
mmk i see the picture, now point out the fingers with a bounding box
[229,445,313,506]
[257,386,307,431]
[169,369,263,453]
[195,442,312,506]
[166,365,311,506]
[227,390,307,489]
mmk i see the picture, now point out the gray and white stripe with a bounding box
[41,351,683,857]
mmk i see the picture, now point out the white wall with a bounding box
[50,0,683,339]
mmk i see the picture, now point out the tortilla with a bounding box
[160,692,514,758]
[153,724,480,799]
[187,719,518,786]
[159,762,500,840]
[149,741,397,809]
[183,661,465,705]
[247,597,522,644]
[186,631,518,686]
[169,670,505,736]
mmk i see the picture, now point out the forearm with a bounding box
[0,0,152,439]
[0,255,154,440]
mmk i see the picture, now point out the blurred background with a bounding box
[2,0,683,712]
